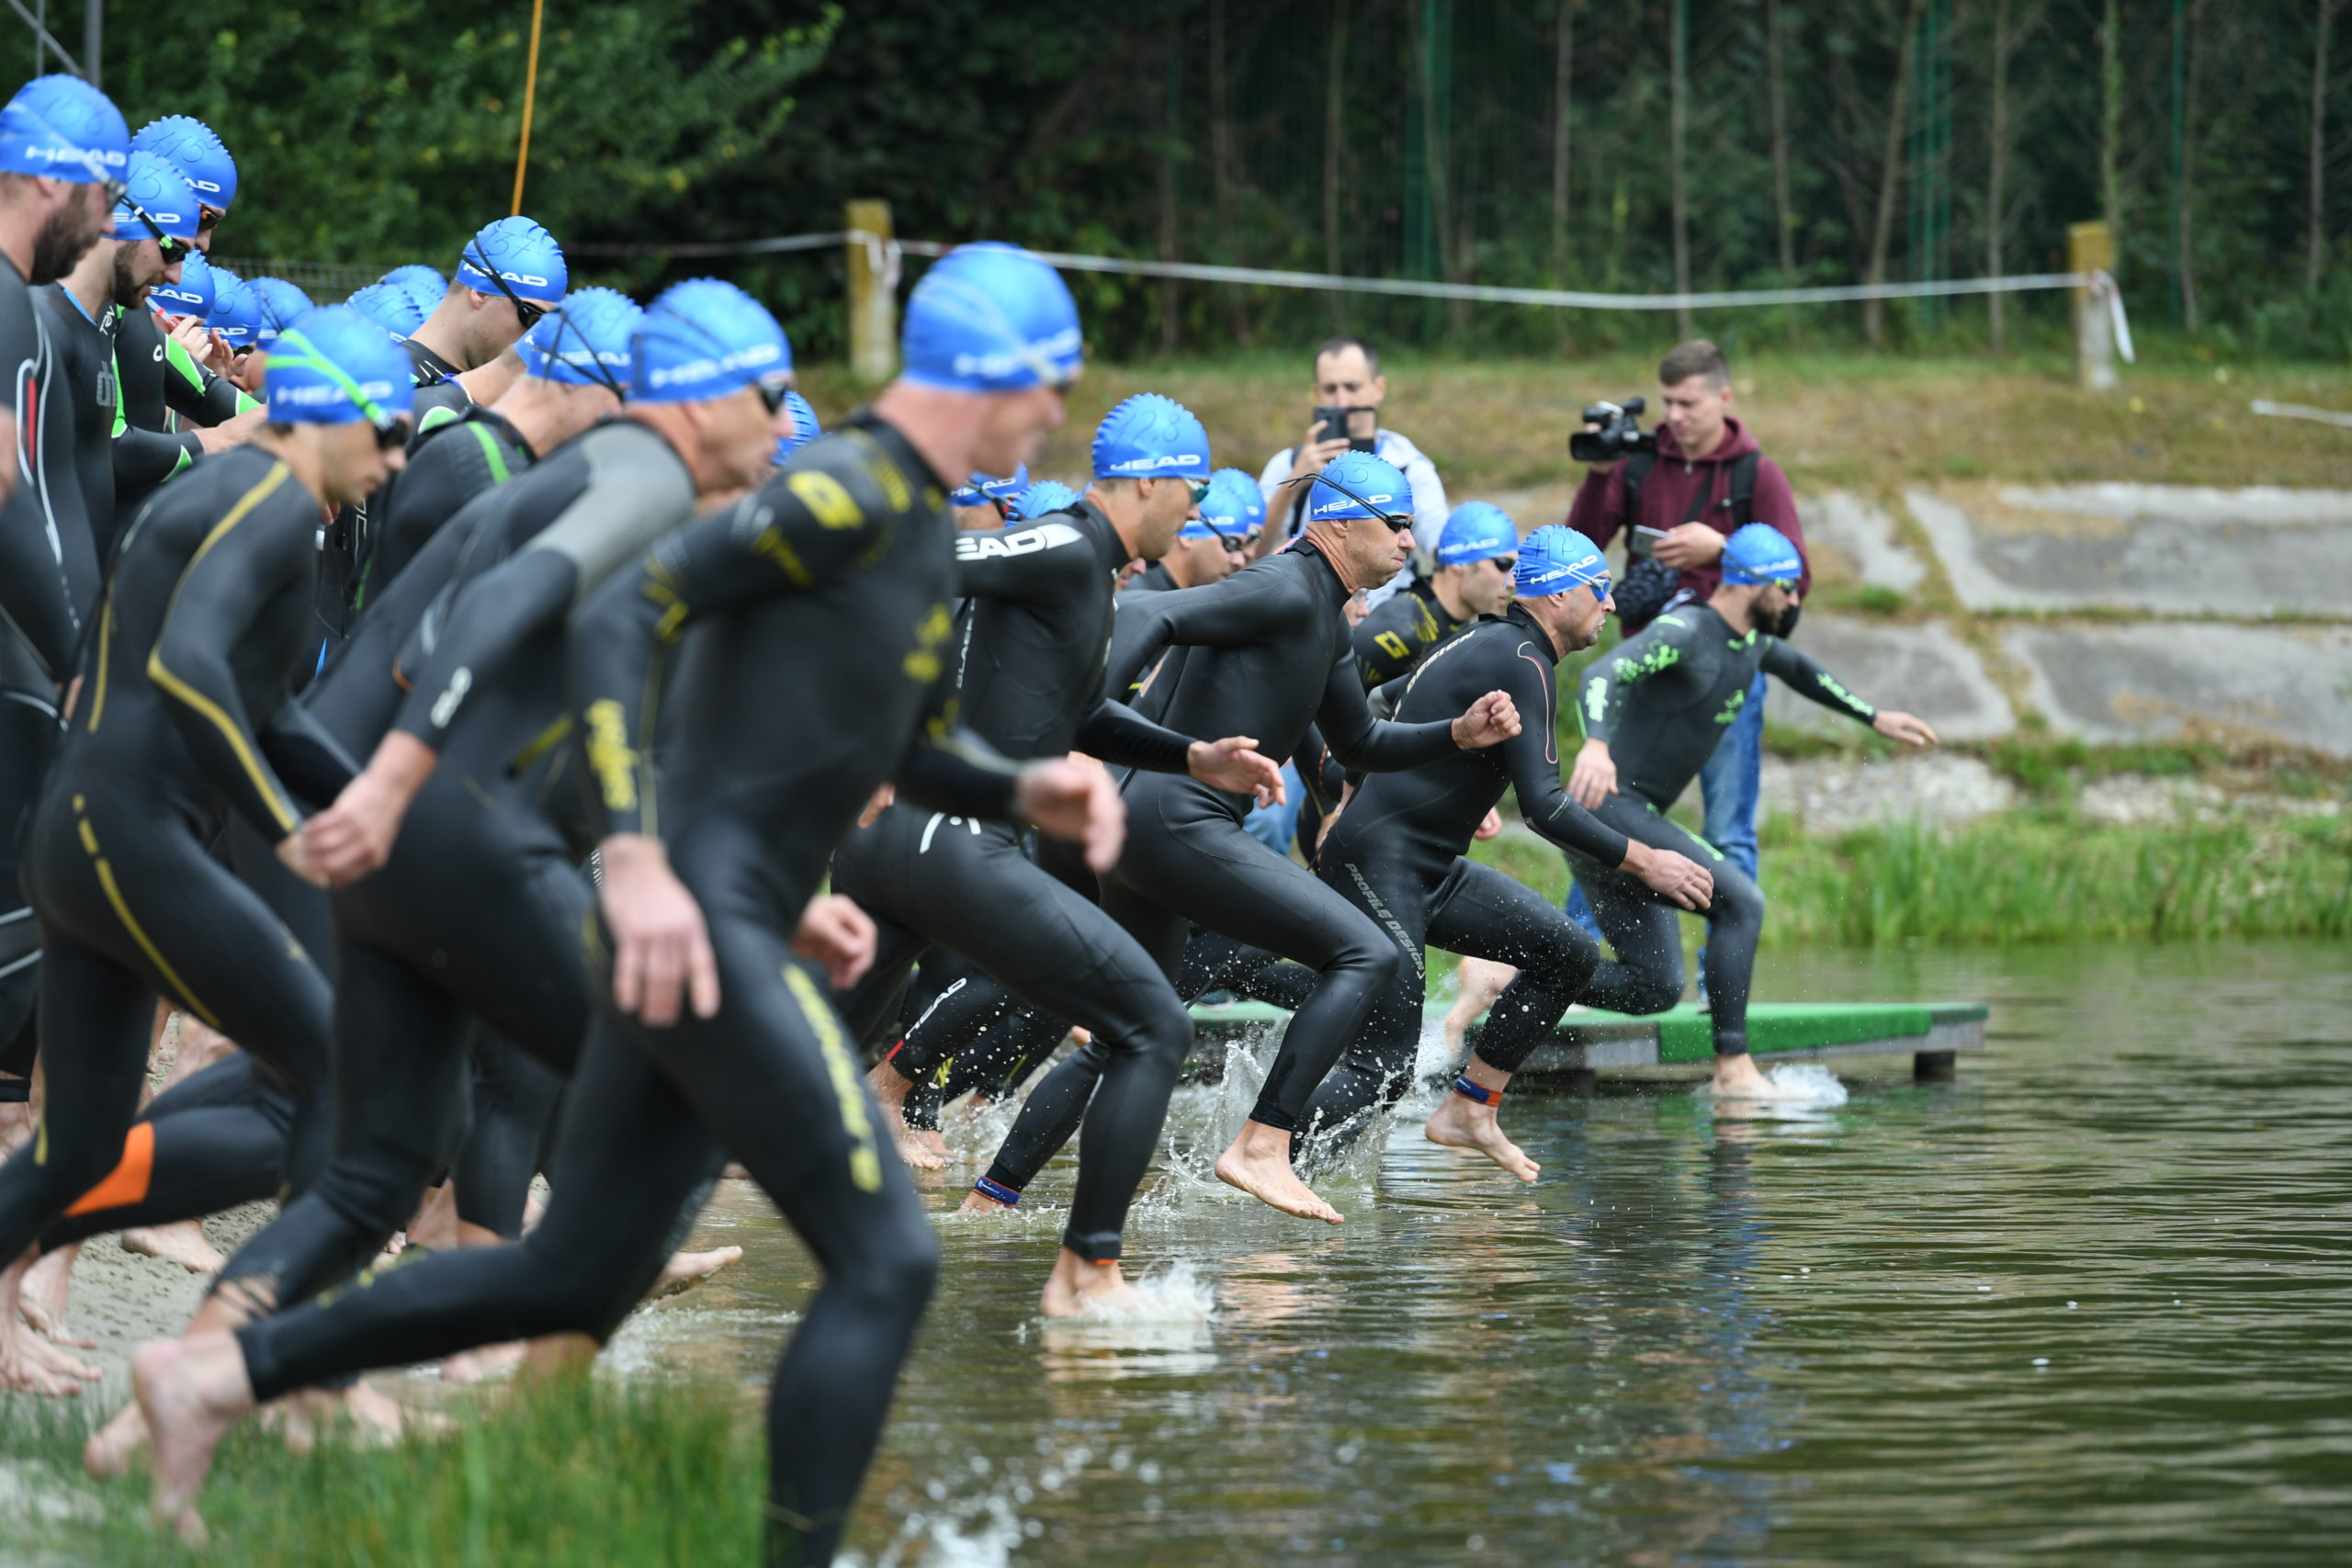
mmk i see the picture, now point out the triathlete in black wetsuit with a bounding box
[138,245,1113,1568]
[967,448,1521,1228]
[839,395,1282,1307]
[1352,498,1521,691]
[1302,527,1713,1178]
[0,308,413,1394]
[1566,523,1937,1097]
[184,282,757,1325]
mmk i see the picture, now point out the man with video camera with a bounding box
[1257,334,1448,605]
[1563,338,1807,893]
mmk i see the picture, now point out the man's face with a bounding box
[1659,374,1732,457]
[29,181,109,284]
[1448,553,1520,618]
[194,207,222,256]
[1754,580,1801,636]
[1313,345,1386,413]
[462,288,537,364]
[1132,475,1197,561]
[1167,527,1250,585]
[317,418,408,507]
[111,237,177,310]
[1524,586,1613,652]
[967,382,1070,479]
[1336,513,1412,588]
[692,384,788,495]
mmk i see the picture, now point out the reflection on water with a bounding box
[615,942,2352,1565]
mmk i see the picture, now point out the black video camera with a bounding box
[1568,398,1658,463]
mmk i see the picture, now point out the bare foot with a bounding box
[0,1257,100,1394]
[1424,1087,1541,1183]
[914,1128,949,1163]
[123,1221,226,1274]
[85,1397,148,1477]
[21,1243,92,1346]
[439,1341,527,1383]
[1710,1055,1806,1101]
[865,1061,943,1171]
[135,1331,255,1547]
[1214,1123,1342,1225]
[1039,1248,1139,1317]
[650,1245,743,1300]
[404,1182,461,1250]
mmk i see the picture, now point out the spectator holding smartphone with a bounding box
[1257,334,1446,605]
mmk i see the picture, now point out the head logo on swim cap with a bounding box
[1091,394,1210,481]
[454,214,567,310]
[112,151,198,243]
[207,271,260,348]
[1305,449,1413,524]
[344,282,425,340]
[1513,525,1611,602]
[1011,479,1082,522]
[775,390,822,463]
[382,265,448,315]
[150,249,217,321]
[950,465,1029,508]
[1184,468,1267,541]
[901,243,1083,394]
[1436,501,1519,568]
[630,278,792,406]
[131,116,236,211]
[265,305,416,429]
[246,277,316,347]
[0,75,129,186]
[520,286,641,400]
[1720,522,1804,586]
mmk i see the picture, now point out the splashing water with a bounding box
[1068,1259,1216,1325]
[1691,1060,1852,1109]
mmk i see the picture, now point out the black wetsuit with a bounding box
[235,413,1013,1568]
[360,402,534,599]
[0,449,336,1277]
[1352,576,1464,689]
[207,418,694,1314]
[35,285,116,561]
[112,307,252,526]
[831,499,1202,1262]
[972,542,1468,1200]
[1302,606,1631,1149]
[0,257,99,1086]
[1572,602,1880,1055]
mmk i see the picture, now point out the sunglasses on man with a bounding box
[127,204,192,266]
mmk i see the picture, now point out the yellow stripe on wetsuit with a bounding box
[72,795,220,1027]
[143,462,299,835]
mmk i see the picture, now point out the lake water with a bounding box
[613,942,2352,1566]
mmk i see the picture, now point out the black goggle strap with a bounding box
[463,243,543,321]
[1278,468,1410,530]
[543,306,627,401]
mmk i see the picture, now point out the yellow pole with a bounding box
[510,0,547,216]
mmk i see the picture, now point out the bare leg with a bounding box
[1039,1247,1138,1317]
[1442,958,1519,1053]
[134,1329,254,1547]
[1422,1056,1540,1182]
[404,1182,461,1250]
[1214,1121,1342,1224]
[863,1060,943,1171]
[0,1250,102,1393]
[1711,1053,1805,1100]
[18,1241,90,1345]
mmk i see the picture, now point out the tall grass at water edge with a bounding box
[1469,813,2352,947]
[0,1374,764,1568]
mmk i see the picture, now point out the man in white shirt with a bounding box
[1257,335,1447,606]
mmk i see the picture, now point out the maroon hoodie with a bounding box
[1562,416,1808,632]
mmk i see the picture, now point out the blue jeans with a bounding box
[1243,761,1306,857]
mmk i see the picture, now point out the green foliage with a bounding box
[107,3,834,282]
[1,1375,764,1568]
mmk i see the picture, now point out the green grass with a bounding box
[0,1374,766,1568]
[1469,812,2352,948]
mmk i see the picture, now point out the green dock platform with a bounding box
[1187,998,1990,1082]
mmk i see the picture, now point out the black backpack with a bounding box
[1611,448,1761,626]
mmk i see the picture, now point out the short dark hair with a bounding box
[1658,339,1730,389]
[1314,335,1379,378]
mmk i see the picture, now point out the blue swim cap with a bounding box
[130,116,236,212]
[1091,394,1209,481]
[1306,449,1413,525]
[630,277,792,406]
[775,389,821,462]
[382,265,448,312]
[149,249,216,321]
[1435,501,1519,568]
[455,214,566,310]
[246,277,315,347]
[950,465,1029,508]
[208,271,260,347]
[1513,525,1612,602]
[1185,468,1266,541]
[265,305,416,429]
[113,151,198,244]
[519,285,640,394]
[0,75,128,185]
[1720,523,1804,586]
[344,281,425,340]
[1010,479,1082,521]
[900,243,1083,393]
